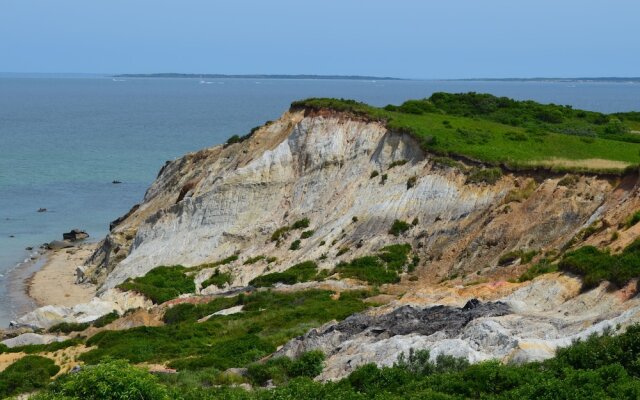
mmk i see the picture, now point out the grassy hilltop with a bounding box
[292,93,640,174]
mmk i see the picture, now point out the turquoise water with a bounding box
[1,76,640,325]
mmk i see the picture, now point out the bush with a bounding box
[380,173,388,184]
[559,239,640,289]
[388,159,408,169]
[389,219,411,236]
[625,210,640,229]
[370,170,379,179]
[244,255,266,265]
[291,218,310,230]
[0,355,60,398]
[300,230,314,239]
[93,311,120,328]
[117,265,195,304]
[201,270,233,289]
[271,226,290,242]
[289,240,301,250]
[249,261,320,287]
[35,359,169,400]
[247,351,325,386]
[498,249,538,266]
[466,167,503,184]
[48,321,90,334]
[517,259,557,282]
[334,256,400,285]
[407,176,417,189]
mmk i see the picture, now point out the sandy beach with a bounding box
[28,243,98,308]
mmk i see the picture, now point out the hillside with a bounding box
[4,93,640,398]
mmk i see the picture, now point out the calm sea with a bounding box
[1,76,640,325]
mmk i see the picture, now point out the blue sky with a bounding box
[1,0,638,78]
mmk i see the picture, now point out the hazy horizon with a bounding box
[2,0,639,79]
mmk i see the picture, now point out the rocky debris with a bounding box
[37,208,47,213]
[47,240,74,250]
[63,229,89,242]
[1,333,69,348]
[112,180,122,184]
[15,289,151,329]
[75,266,87,284]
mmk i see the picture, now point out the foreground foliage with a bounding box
[26,324,640,399]
[0,355,59,398]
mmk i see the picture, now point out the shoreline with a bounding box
[27,243,98,309]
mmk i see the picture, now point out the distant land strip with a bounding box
[113,73,404,80]
[451,77,640,83]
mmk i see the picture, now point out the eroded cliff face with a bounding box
[86,109,639,293]
[13,107,640,380]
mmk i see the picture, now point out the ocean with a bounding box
[1,76,640,326]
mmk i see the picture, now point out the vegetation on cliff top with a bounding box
[292,93,640,174]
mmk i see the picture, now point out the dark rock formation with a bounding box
[63,229,89,242]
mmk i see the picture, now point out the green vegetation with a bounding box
[291,218,310,230]
[389,219,411,236]
[559,239,640,289]
[388,159,407,169]
[292,94,640,174]
[300,230,314,239]
[244,255,266,265]
[625,210,640,229]
[191,255,239,272]
[117,266,195,304]
[406,176,417,189]
[249,261,321,287]
[466,167,503,184]
[380,173,388,184]
[247,351,325,386]
[30,324,640,399]
[201,270,233,289]
[0,355,59,398]
[32,359,168,400]
[336,246,350,256]
[93,311,120,328]
[289,239,301,250]
[79,290,369,371]
[369,170,379,179]
[517,259,558,282]
[498,249,538,266]
[334,244,413,284]
[48,321,90,334]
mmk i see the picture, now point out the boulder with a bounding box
[1,333,69,348]
[48,240,74,250]
[63,229,89,242]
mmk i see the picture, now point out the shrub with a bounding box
[289,240,301,250]
[35,359,168,400]
[370,170,379,179]
[407,176,417,189]
[466,167,503,184]
[247,351,324,386]
[336,247,350,256]
[0,355,60,398]
[300,230,314,239]
[271,226,290,242]
[201,270,233,289]
[517,259,558,282]
[93,311,120,328]
[334,256,400,285]
[388,159,408,169]
[498,249,538,266]
[117,265,195,304]
[559,240,640,289]
[380,173,388,184]
[291,218,310,230]
[244,255,265,265]
[249,261,319,287]
[48,321,90,333]
[389,219,411,236]
[625,210,640,229]
[352,216,358,223]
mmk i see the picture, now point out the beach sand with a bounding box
[28,243,98,308]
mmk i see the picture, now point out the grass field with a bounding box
[292,94,640,174]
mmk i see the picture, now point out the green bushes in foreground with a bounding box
[117,265,195,304]
[29,324,640,399]
[0,355,59,398]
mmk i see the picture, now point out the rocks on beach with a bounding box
[63,229,89,242]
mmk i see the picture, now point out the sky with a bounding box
[1,0,639,79]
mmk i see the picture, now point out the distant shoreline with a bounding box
[449,77,640,83]
[112,73,404,80]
